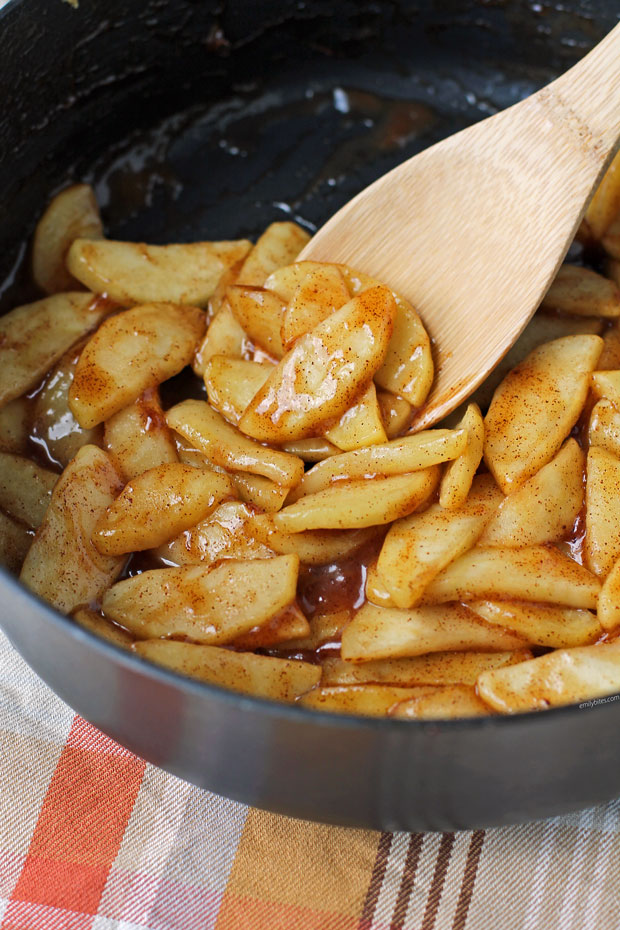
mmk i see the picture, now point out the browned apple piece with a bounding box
[33,184,104,294]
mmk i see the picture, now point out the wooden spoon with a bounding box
[299,24,620,430]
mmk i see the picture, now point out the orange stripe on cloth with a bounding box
[216,808,380,930]
[1,716,145,926]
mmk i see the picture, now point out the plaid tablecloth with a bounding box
[0,628,618,930]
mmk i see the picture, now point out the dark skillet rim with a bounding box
[3,563,619,733]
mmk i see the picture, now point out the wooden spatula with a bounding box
[300,23,620,430]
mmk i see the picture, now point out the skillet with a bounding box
[0,0,619,831]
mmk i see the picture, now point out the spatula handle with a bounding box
[550,22,620,167]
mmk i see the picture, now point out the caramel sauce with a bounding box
[297,534,384,619]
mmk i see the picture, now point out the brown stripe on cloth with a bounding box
[452,831,485,930]
[420,832,456,930]
[358,831,392,930]
[389,832,425,930]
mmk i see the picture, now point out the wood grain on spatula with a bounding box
[300,24,620,430]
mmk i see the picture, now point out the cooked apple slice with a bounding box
[325,383,387,451]
[466,314,603,414]
[421,546,600,609]
[589,399,620,459]
[134,640,319,701]
[377,474,503,608]
[585,149,620,239]
[20,445,124,613]
[468,600,602,648]
[484,335,602,492]
[102,555,299,643]
[249,512,376,565]
[72,607,134,649]
[373,296,434,406]
[104,388,178,481]
[233,602,310,649]
[232,473,290,512]
[439,403,484,509]
[591,370,620,408]
[281,264,350,349]
[0,510,33,574]
[341,602,525,661]
[0,453,57,530]
[0,293,106,408]
[289,429,465,502]
[585,446,620,577]
[263,260,327,302]
[541,264,620,317]
[155,501,273,566]
[239,287,395,442]
[94,464,233,556]
[598,558,620,631]
[69,303,205,428]
[281,439,340,462]
[321,650,532,687]
[274,468,439,532]
[391,685,493,719]
[204,356,273,425]
[227,285,287,358]
[67,238,252,307]
[193,302,249,376]
[236,222,310,287]
[376,391,412,439]
[166,400,303,487]
[365,562,397,607]
[0,397,29,455]
[477,640,620,713]
[299,685,437,717]
[480,439,584,548]
[282,610,351,652]
[33,184,104,294]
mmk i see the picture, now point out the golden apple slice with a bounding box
[468,600,602,648]
[166,399,303,487]
[204,356,273,425]
[274,468,440,532]
[325,383,387,451]
[541,264,620,317]
[193,302,249,376]
[591,370,620,408]
[0,453,57,530]
[377,474,502,609]
[104,388,178,482]
[20,445,124,613]
[376,391,413,438]
[439,403,484,509]
[281,439,340,462]
[67,238,252,307]
[72,607,134,649]
[421,546,600,609]
[134,640,319,701]
[589,399,620,458]
[236,222,310,287]
[69,303,205,428]
[154,501,273,566]
[239,286,395,442]
[299,685,437,717]
[33,184,104,294]
[585,446,620,577]
[484,335,602,492]
[94,464,233,555]
[341,602,525,661]
[249,512,376,565]
[102,554,299,643]
[478,641,620,713]
[288,429,465,502]
[585,149,620,239]
[480,439,584,548]
[0,293,105,408]
[321,650,532,687]
[391,685,493,719]
[227,285,287,358]
[0,510,33,574]
[598,558,620,631]
[281,264,350,349]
